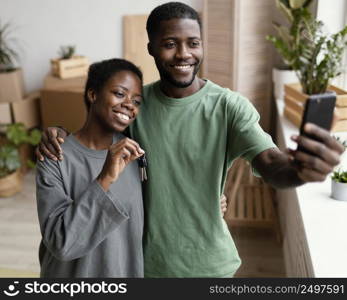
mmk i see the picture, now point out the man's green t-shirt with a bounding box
[130,80,276,277]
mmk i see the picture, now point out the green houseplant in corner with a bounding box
[266,0,347,129]
[0,123,41,197]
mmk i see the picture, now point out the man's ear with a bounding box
[87,89,96,104]
[147,42,153,57]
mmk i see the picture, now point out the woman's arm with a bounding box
[36,159,130,261]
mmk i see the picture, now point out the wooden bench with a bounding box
[224,159,281,243]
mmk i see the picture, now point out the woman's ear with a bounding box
[87,89,96,104]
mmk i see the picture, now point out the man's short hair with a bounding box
[84,58,143,111]
[146,2,202,41]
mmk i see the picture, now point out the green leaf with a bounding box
[27,159,36,169]
[276,0,294,22]
[0,145,20,174]
[0,123,42,176]
[27,129,41,145]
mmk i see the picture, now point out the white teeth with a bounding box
[115,112,130,121]
[173,65,192,69]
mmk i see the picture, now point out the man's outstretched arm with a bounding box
[252,123,344,189]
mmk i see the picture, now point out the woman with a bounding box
[36,58,145,277]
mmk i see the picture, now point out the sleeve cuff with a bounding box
[93,180,130,220]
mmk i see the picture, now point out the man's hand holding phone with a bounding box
[287,93,344,182]
[289,122,344,182]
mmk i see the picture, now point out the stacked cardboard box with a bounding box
[40,74,87,133]
[51,56,89,79]
[0,69,42,174]
[284,83,347,132]
[0,69,41,128]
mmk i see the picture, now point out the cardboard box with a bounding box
[40,88,86,133]
[0,102,12,124]
[44,73,86,90]
[0,69,25,103]
[11,91,41,128]
[51,56,89,79]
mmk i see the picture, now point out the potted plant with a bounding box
[51,45,89,79]
[0,123,41,197]
[266,0,347,130]
[331,171,347,201]
[331,136,347,201]
[0,19,24,103]
[272,65,298,100]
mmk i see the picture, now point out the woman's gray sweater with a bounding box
[36,133,144,277]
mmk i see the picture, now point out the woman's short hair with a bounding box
[84,58,143,111]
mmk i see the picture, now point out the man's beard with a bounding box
[157,62,201,88]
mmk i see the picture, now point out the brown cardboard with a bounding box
[51,56,89,79]
[11,91,41,128]
[0,69,25,103]
[44,73,86,90]
[0,102,12,124]
[40,88,87,133]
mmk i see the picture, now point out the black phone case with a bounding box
[300,92,336,134]
[297,92,336,154]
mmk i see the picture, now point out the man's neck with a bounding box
[159,77,206,98]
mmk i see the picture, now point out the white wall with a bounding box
[0,0,202,92]
[317,0,347,89]
[317,0,346,33]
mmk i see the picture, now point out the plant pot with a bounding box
[331,179,347,201]
[283,83,347,131]
[272,68,298,100]
[0,169,23,198]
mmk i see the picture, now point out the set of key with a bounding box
[138,154,148,181]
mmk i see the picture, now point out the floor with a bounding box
[0,171,41,277]
[0,170,286,277]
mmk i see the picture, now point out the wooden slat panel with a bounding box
[263,187,273,221]
[246,187,253,219]
[254,186,263,220]
[237,186,245,219]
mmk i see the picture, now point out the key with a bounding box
[138,154,148,181]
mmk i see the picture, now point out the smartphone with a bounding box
[298,92,336,153]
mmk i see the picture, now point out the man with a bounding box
[37,2,344,277]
